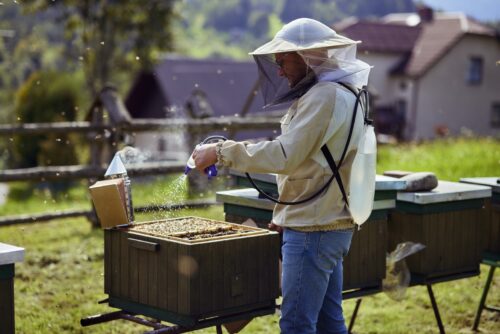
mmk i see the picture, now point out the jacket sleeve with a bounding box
[220,84,337,174]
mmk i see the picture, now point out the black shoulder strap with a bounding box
[337,82,358,96]
[246,82,368,207]
[320,82,363,207]
[321,145,349,206]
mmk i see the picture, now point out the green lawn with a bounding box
[376,137,499,181]
[0,137,499,333]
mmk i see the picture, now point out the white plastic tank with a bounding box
[349,125,377,225]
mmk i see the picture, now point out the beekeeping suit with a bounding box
[218,18,371,229]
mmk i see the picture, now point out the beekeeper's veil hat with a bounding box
[250,18,371,107]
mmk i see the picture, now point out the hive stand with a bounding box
[472,252,500,331]
[81,303,274,333]
[459,177,500,331]
[387,181,492,334]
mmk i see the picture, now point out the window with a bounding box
[399,81,407,91]
[158,136,166,152]
[394,100,407,139]
[492,103,500,127]
[467,57,483,85]
[396,99,407,118]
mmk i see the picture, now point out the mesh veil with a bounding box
[250,18,371,108]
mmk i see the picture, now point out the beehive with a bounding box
[460,177,500,254]
[389,181,490,278]
[104,217,280,326]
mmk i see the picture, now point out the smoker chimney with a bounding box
[417,6,434,23]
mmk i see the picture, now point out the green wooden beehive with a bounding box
[218,173,407,296]
[104,217,280,326]
[460,177,500,255]
[389,181,491,278]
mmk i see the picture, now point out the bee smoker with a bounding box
[104,153,134,222]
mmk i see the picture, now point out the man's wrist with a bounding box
[215,141,225,166]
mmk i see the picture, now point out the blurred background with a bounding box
[0,1,499,333]
[0,0,499,170]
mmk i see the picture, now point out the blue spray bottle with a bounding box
[184,136,227,179]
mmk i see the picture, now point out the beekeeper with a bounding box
[193,18,371,334]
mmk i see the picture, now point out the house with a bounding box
[336,6,500,140]
[125,57,283,161]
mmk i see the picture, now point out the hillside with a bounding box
[173,0,416,59]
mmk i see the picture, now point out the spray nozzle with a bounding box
[185,136,227,179]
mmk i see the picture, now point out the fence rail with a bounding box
[0,161,186,182]
[0,117,281,136]
[0,200,216,226]
[0,86,281,226]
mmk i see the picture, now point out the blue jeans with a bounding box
[280,228,353,334]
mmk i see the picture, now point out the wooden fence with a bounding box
[0,86,281,226]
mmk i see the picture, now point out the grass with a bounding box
[0,137,499,333]
[376,137,500,181]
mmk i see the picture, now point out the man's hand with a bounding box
[192,143,218,172]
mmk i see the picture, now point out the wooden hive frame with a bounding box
[127,216,268,244]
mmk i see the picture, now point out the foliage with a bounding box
[7,70,85,195]
[21,0,177,96]
[9,70,82,169]
[0,2,68,124]
[174,0,416,60]
[172,12,252,60]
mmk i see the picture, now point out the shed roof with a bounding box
[126,57,271,119]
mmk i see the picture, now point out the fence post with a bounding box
[87,101,105,227]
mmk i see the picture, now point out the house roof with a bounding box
[335,19,421,53]
[337,11,497,78]
[126,57,272,119]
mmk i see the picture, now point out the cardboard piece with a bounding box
[89,178,129,228]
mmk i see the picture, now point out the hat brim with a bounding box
[249,34,359,55]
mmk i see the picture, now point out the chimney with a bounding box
[417,6,434,23]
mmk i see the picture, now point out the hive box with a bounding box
[389,181,491,278]
[218,173,407,297]
[89,179,128,228]
[104,217,280,326]
[460,177,500,255]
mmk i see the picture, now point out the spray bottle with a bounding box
[185,136,227,179]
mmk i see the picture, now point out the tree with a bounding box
[22,0,177,97]
[10,70,82,169]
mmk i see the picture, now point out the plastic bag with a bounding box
[383,242,426,301]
